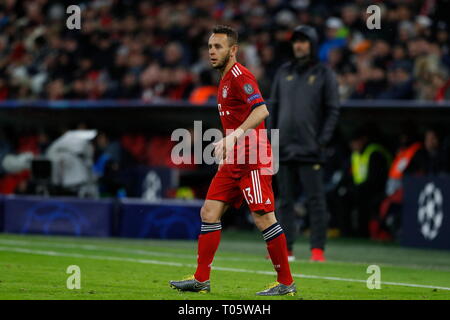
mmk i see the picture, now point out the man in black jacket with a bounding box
[268,25,340,262]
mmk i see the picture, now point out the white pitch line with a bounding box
[1,239,448,272]
[0,239,261,262]
[1,246,450,292]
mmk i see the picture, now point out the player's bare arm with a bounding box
[213,104,269,161]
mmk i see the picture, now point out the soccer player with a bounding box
[169,25,296,296]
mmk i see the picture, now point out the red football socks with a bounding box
[263,223,294,286]
[194,223,222,282]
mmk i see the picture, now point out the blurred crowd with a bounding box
[0,0,449,102]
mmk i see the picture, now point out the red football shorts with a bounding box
[206,166,275,213]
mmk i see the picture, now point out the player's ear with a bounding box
[231,44,238,58]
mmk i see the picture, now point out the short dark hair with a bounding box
[212,25,238,46]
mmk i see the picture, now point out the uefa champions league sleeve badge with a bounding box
[243,83,254,95]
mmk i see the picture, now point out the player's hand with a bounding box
[213,135,237,163]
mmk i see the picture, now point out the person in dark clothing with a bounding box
[405,128,449,175]
[268,25,340,262]
[376,61,415,100]
[344,127,391,238]
[374,125,422,241]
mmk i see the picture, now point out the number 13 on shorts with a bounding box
[243,187,254,204]
[240,170,275,213]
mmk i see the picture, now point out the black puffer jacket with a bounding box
[268,25,340,163]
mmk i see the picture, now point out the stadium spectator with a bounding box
[189,70,217,104]
[319,17,347,63]
[377,61,414,100]
[375,125,422,240]
[434,69,450,101]
[343,126,392,237]
[110,73,140,99]
[93,131,126,198]
[405,128,449,175]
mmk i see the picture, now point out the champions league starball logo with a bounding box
[417,183,444,241]
[20,201,90,236]
[138,207,200,239]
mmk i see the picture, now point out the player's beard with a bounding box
[294,49,311,70]
[293,42,312,69]
[213,50,231,72]
[294,49,309,60]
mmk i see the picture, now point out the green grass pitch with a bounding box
[0,231,449,300]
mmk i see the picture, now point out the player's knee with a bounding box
[253,218,265,231]
[200,205,221,223]
[252,211,276,231]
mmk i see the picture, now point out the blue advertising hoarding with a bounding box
[119,198,202,240]
[4,195,113,237]
[119,166,176,199]
[401,176,450,250]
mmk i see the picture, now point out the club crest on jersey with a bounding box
[243,83,254,95]
[222,86,228,98]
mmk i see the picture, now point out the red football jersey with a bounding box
[217,62,272,176]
